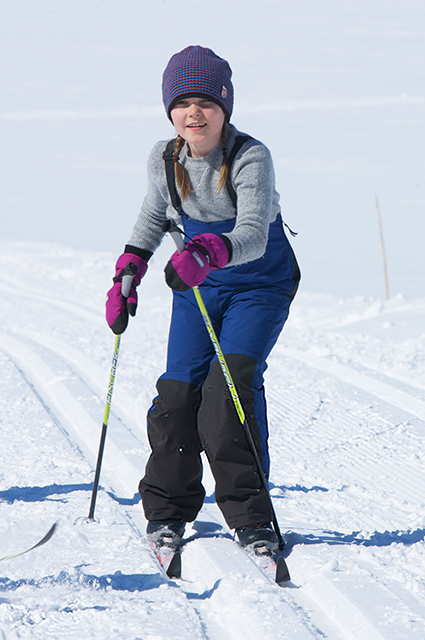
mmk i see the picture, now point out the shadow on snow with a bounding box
[0,483,140,507]
[0,565,166,594]
[285,528,425,550]
[277,483,329,494]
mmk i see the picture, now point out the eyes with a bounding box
[174,99,214,109]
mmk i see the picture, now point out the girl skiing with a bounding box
[106,45,300,557]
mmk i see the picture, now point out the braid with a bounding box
[217,122,229,194]
[174,136,193,201]
[173,124,228,200]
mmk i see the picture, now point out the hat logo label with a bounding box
[221,85,228,99]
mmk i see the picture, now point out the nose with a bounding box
[188,102,201,116]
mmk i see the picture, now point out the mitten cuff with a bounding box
[218,235,233,263]
[124,245,153,262]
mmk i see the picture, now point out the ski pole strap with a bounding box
[163,219,186,253]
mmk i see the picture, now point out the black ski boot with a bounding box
[235,522,279,556]
[146,519,186,551]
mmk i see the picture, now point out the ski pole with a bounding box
[88,266,135,521]
[165,221,284,550]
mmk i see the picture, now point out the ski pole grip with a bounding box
[163,219,186,254]
[121,263,138,298]
[121,275,133,298]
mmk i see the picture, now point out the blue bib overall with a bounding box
[139,212,300,529]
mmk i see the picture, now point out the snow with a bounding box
[1,1,425,638]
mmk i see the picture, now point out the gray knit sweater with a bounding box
[128,124,281,266]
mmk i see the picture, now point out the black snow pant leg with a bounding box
[197,354,273,530]
[139,379,206,523]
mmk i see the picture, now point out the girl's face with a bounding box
[171,96,226,158]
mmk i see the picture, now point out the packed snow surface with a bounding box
[1,0,425,638]
[0,242,424,639]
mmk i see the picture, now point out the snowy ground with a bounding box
[1,0,425,638]
[0,241,424,639]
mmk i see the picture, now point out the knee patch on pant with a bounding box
[147,378,203,452]
[197,355,272,528]
[140,379,205,522]
[198,355,267,467]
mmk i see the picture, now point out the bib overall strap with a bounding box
[163,135,253,216]
[163,139,185,216]
[225,134,252,207]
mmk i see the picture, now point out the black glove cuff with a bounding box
[218,235,233,263]
[124,245,153,262]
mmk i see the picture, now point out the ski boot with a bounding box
[235,522,279,557]
[236,522,290,585]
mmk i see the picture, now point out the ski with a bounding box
[276,555,291,585]
[148,522,290,585]
[166,549,182,579]
[244,547,291,586]
[156,537,290,586]
[0,522,57,561]
[150,541,182,579]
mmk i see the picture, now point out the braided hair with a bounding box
[174,123,229,202]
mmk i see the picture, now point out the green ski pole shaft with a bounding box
[166,221,284,550]
[88,266,136,521]
[88,334,121,521]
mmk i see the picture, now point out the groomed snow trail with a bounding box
[0,243,316,639]
[266,296,425,639]
[0,325,316,639]
[0,243,424,638]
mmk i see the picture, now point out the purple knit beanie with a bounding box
[162,46,234,121]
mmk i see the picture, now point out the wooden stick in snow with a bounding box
[375,195,390,300]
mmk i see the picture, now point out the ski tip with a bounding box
[31,521,58,551]
[275,556,291,585]
[0,521,58,562]
[43,521,58,542]
[166,550,182,579]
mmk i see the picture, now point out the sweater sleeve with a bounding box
[127,141,170,253]
[222,139,280,266]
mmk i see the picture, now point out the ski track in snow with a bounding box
[0,263,316,639]
[0,246,425,639]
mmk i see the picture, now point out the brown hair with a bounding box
[174,123,229,201]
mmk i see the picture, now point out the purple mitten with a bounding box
[106,253,148,334]
[165,233,230,291]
